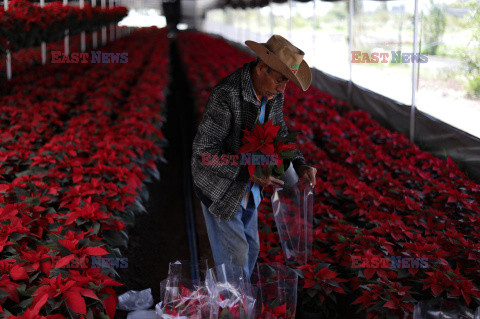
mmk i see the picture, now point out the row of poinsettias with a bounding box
[0,27,169,318]
[0,0,128,54]
[178,31,480,318]
[0,26,129,80]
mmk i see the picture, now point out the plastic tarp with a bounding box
[312,67,480,183]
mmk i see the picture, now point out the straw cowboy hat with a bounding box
[245,35,312,91]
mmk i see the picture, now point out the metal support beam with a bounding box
[92,0,98,48]
[270,2,274,36]
[4,0,11,80]
[102,0,107,45]
[410,0,420,142]
[288,0,292,40]
[348,0,354,103]
[312,0,316,68]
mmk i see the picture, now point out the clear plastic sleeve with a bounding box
[251,263,299,319]
[205,263,257,318]
[156,260,257,318]
[271,184,314,265]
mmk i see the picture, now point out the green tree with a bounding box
[461,0,480,97]
[422,0,447,55]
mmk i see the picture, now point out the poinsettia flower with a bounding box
[31,273,100,316]
[238,120,280,155]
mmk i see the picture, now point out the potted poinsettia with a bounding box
[239,119,299,188]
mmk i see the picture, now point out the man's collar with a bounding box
[241,61,262,105]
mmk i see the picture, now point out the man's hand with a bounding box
[251,174,284,188]
[297,165,317,188]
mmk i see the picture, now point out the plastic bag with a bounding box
[117,288,154,311]
[413,297,476,319]
[251,263,299,319]
[156,260,257,318]
[158,260,211,318]
[271,184,314,265]
[205,263,257,318]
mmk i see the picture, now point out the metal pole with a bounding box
[312,0,316,68]
[245,8,248,43]
[101,0,107,45]
[247,8,250,43]
[348,0,354,103]
[224,7,227,37]
[92,0,97,48]
[270,1,274,35]
[231,8,235,40]
[6,51,12,81]
[288,0,292,40]
[64,0,69,56]
[113,0,118,40]
[4,0,11,80]
[257,6,261,42]
[235,8,239,42]
[109,0,114,42]
[410,0,420,142]
[80,0,86,52]
[40,0,46,64]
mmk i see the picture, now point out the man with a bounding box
[191,35,317,281]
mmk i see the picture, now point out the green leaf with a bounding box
[15,297,33,309]
[284,131,299,141]
[28,271,41,285]
[98,312,110,319]
[14,166,47,178]
[14,186,30,197]
[132,199,147,215]
[103,230,128,249]
[24,196,41,206]
[93,222,101,235]
[219,307,233,319]
[280,151,296,158]
[0,289,10,299]
[292,268,304,279]
[402,296,417,303]
[9,232,27,243]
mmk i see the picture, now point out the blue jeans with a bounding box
[201,193,260,282]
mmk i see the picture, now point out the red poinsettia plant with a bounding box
[181,32,480,318]
[238,119,298,180]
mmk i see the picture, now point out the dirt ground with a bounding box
[115,37,213,318]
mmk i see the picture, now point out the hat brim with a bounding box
[245,40,312,91]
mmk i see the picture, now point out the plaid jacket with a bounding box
[191,60,306,221]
